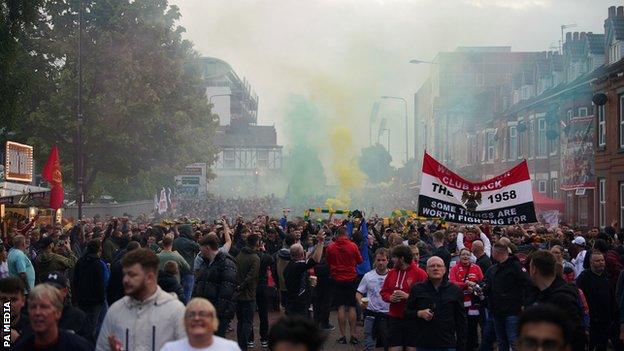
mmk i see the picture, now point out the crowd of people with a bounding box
[1,207,623,351]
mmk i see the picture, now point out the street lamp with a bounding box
[381,96,408,163]
[383,128,390,152]
[76,0,85,219]
[409,59,437,65]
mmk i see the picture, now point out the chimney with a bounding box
[566,32,572,43]
[609,6,616,18]
[573,32,579,41]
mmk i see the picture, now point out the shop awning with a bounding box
[532,190,564,213]
[0,182,51,207]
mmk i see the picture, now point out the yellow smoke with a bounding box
[279,67,369,208]
[324,125,366,209]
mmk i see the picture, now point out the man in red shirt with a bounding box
[326,226,363,345]
[380,245,427,351]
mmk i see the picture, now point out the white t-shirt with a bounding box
[357,269,390,314]
[160,336,241,351]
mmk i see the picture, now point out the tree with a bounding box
[14,0,218,201]
[358,143,393,183]
[0,0,51,145]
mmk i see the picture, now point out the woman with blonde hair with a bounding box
[160,297,240,350]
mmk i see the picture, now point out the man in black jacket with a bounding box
[106,241,140,304]
[525,250,585,351]
[484,242,533,351]
[193,234,238,337]
[42,271,92,344]
[235,234,261,350]
[173,224,200,304]
[405,256,466,350]
[72,239,105,340]
[577,251,623,351]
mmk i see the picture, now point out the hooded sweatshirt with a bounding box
[326,236,363,282]
[380,261,427,318]
[96,286,186,351]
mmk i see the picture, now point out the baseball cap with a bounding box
[42,271,68,289]
[571,236,586,246]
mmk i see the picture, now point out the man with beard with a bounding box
[96,248,186,351]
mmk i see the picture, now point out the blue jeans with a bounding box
[364,316,377,351]
[181,274,194,304]
[479,309,496,351]
[493,315,519,351]
[236,300,255,350]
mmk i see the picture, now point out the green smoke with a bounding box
[282,95,328,203]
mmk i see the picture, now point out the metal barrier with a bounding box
[64,200,153,219]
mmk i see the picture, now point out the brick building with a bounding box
[592,6,624,228]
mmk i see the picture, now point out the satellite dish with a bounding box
[592,93,608,106]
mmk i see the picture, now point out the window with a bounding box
[476,73,485,87]
[528,120,535,158]
[552,178,558,194]
[487,132,495,162]
[599,104,606,147]
[538,180,547,193]
[611,43,621,63]
[578,107,588,117]
[567,109,573,121]
[599,178,606,228]
[257,150,268,168]
[621,183,624,229]
[508,126,518,160]
[223,150,235,168]
[518,122,525,158]
[620,95,624,148]
[537,118,547,157]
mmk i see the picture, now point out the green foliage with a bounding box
[0,0,48,143]
[358,143,393,183]
[7,0,218,201]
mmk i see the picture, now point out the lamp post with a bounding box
[76,0,85,219]
[409,59,437,65]
[381,96,408,163]
[383,128,390,152]
[369,101,380,146]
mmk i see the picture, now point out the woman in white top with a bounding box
[161,298,240,351]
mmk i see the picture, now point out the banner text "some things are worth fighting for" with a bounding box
[417,153,537,225]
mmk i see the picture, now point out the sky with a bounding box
[170,0,616,167]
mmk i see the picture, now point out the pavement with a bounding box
[228,309,364,350]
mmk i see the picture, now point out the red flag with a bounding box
[42,146,64,210]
